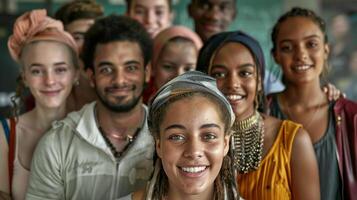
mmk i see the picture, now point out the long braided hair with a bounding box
[147,91,239,200]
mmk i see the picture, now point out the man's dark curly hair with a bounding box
[81,15,153,71]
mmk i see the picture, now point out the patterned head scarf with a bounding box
[152,25,203,68]
[196,30,265,80]
[8,9,78,62]
[149,70,235,127]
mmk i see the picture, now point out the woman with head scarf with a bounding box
[196,30,320,199]
[119,71,240,200]
[0,9,79,199]
[143,26,202,104]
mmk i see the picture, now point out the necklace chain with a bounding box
[232,111,264,174]
[282,96,323,131]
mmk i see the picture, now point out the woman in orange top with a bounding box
[196,31,320,199]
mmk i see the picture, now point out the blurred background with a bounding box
[0,0,356,117]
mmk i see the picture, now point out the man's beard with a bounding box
[96,84,143,113]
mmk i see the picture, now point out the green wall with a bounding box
[0,0,284,116]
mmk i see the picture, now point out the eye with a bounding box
[307,40,319,49]
[55,67,68,74]
[280,43,293,53]
[239,70,253,77]
[197,1,211,10]
[202,132,218,141]
[155,9,164,17]
[184,66,195,72]
[126,64,138,72]
[219,3,230,12]
[30,68,42,76]
[211,71,226,79]
[162,64,175,71]
[72,34,84,43]
[134,8,146,16]
[99,66,113,74]
[168,134,185,142]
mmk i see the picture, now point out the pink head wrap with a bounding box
[8,9,78,62]
[152,26,203,68]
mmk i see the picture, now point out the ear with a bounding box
[272,50,280,65]
[74,68,80,85]
[21,71,28,87]
[257,71,262,92]
[223,135,230,156]
[156,139,163,158]
[324,44,330,60]
[86,68,95,88]
[145,63,152,83]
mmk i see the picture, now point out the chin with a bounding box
[180,182,209,195]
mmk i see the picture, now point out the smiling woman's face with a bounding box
[21,41,78,109]
[156,94,229,196]
[210,42,259,121]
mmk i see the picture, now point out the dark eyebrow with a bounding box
[200,123,222,130]
[124,60,141,66]
[97,61,114,68]
[280,34,322,44]
[164,123,222,131]
[164,124,185,131]
[29,63,43,68]
[211,63,254,69]
[54,62,68,66]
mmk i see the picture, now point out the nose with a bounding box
[295,45,308,61]
[205,5,221,20]
[183,137,203,160]
[112,68,126,85]
[44,71,56,86]
[177,68,186,76]
[145,10,156,25]
[226,73,240,90]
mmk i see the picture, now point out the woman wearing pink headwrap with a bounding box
[0,9,79,200]
[143,26,203,104]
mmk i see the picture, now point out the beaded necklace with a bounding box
[99,126,139,158]
[232,111,264,174]
[94,107,143,159]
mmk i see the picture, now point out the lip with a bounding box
[40,90,61,96]
[292,64,313,72]
[106,87,132,96]
[225,93,245,105]
[146,27,159,37]
[178,165,209,178]
[201,22,221,32]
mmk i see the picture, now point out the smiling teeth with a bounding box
[295,65,310,71]
[181,166,206,173]
[226,95,243,101]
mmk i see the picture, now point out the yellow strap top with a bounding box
[237,120,301,200]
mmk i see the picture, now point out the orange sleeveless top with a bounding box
[237,120,301,200]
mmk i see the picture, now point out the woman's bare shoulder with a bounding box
[131,188,146,200]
